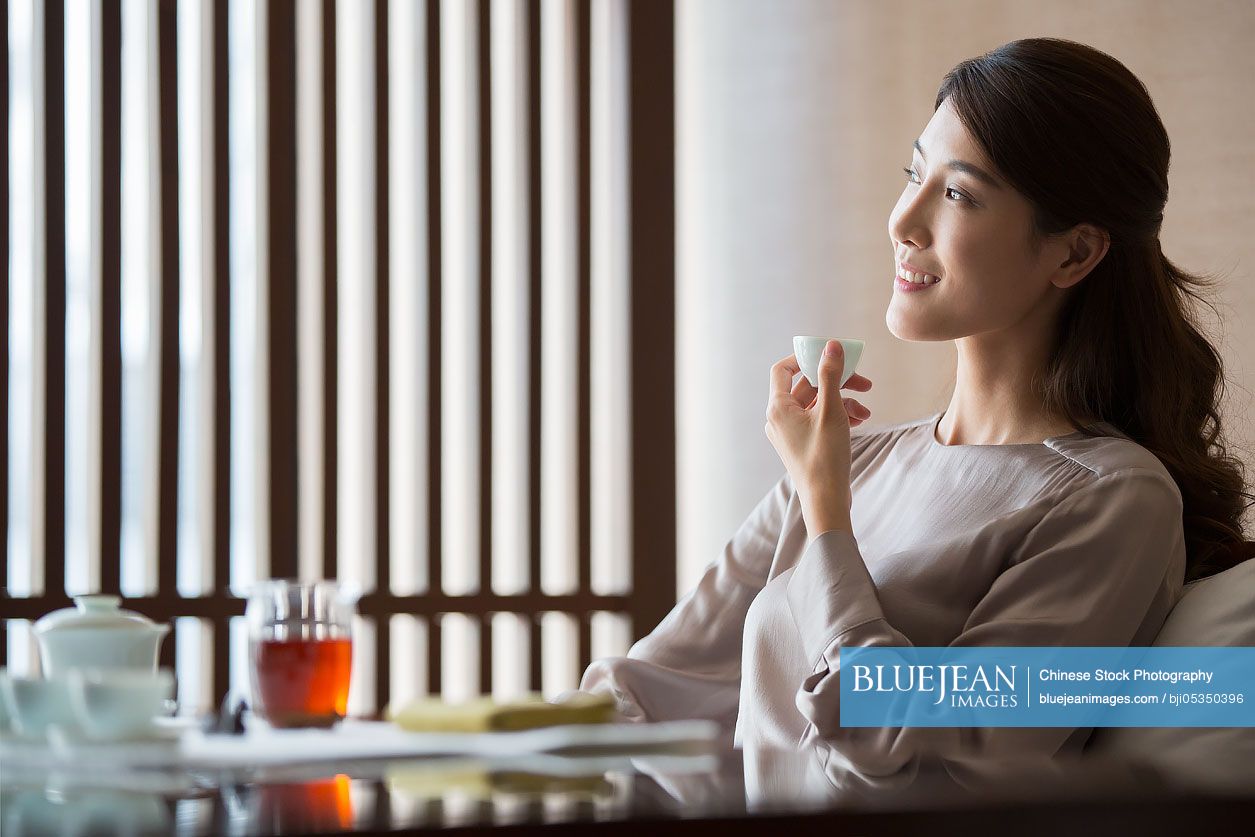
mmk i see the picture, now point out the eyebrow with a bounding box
[913,139,1004,190]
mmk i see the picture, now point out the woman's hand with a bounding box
[764,340,873,540]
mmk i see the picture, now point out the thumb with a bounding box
[816,340,847,418]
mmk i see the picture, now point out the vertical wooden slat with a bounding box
[156,0,181,672]
[426,615,442,697]
[526,0,543,693]
[374,0,390,710]
[156,0,180,587]
[574,0,591,676]
[268,0,299,581]
[212,0,233,705]
[45,0,68,597]
[425,0,443,696]
[0,0,10,617]
[627,0,675,638]
[321,0,337,583]
[100,0,123,598]
[476,0,492,696]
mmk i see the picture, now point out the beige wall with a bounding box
[676,0,1255,595]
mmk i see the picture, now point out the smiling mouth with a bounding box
[895,265,941,285]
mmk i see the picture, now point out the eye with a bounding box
[908,165,973,207]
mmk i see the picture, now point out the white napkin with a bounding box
[180,718,720,768]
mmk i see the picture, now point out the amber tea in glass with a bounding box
[247,580,356,728]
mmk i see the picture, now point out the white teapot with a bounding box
[33,595,170,676]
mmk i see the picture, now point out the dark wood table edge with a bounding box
[274,791,1255,836]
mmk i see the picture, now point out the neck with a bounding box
[937,326,1073,446]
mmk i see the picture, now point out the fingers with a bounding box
[843,373,874,392]
[772,351,871,418]
[770,354,802,398]
[814,341,845,416]
[844,397,871,421]
[791,374,817,408]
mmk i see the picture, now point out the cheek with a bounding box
[948,236,1040,311]
[940,219,1003,281]
[945,234,984,280]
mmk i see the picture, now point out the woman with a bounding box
[578,38,1253,779]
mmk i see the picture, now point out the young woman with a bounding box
[578,38,1253,779]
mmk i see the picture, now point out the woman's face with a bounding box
[886,98,1063,342]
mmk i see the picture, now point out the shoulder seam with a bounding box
[1041,445,1101,477]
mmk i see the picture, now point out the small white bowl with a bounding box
[4,675,80,739]
[792,336,865,389]
[67,668,175,741]
[0,668,11,733]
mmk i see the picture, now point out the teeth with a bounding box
[898,267,940,285]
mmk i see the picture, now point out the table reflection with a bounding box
[2,735,1254,835]
[252,774,354,833]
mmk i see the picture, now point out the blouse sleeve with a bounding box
[579,472,795,743]
[786,468,1186,781]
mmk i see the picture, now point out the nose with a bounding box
[888,185,932,253]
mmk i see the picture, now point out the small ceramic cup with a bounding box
[792,336,865,389]
[66,668,175,741]
[0,667,12,734]
[4,674,80,739]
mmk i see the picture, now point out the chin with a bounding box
[885,306,940,342]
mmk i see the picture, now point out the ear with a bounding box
[1052,223,1110,290]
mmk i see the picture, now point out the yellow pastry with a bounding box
[385,691,618,733]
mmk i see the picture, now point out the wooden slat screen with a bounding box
[0,0,674,716]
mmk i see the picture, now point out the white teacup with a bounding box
[792,336,865,389]
[3,674,80,739]
[67,668,175,741]
[0,668,11,733]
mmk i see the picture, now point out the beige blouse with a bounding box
[579,411,1186,780]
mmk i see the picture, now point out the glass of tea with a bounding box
[246,580,356,729]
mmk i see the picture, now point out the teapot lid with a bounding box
[33,594,167,635]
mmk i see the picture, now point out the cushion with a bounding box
[1085,556,1255,792]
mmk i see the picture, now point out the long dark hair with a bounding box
[936,37,1253,582]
